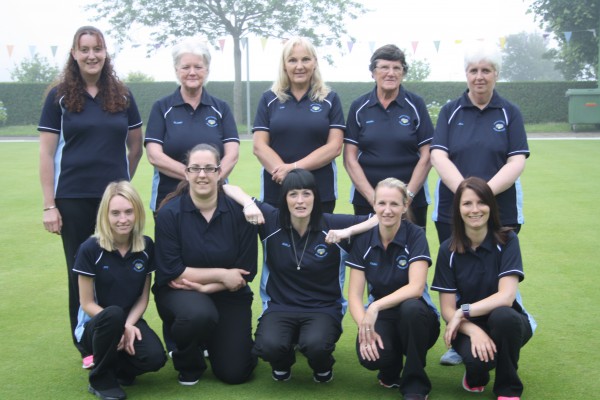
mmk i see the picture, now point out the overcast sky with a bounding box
[0,0,543,83]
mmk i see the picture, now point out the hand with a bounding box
[358,306,383,361]
[271,164,294,185]
[221,269,250,291]
[43,207,62,235]
[169,279,205,291]
[468,329,497,362]
[243,203,265,225]
[443,309,464,347]
[325,228,351,244]
[118,324,141,356]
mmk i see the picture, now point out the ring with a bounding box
[364,345,368,349]
[366,328,371,331]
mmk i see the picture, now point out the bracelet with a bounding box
[43,205,57,211]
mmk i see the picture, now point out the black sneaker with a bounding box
[178,372,200,386]
[88,384,127,400]
[313,370,333,383]
[272,369,291,382]
[377,371,400,388]
[403,394,429,400]
[116,374,135,387]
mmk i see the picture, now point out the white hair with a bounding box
[463,42,502,73]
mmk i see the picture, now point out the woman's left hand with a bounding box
[271,163,294,185]
[325,228,351,244]
[358,306,383,361]
[443,310,464,347]
[243,202,265,225]
[118,324,142,356]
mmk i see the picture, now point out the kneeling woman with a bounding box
[73,181,166,400]
[224,169,376,383]
[153,143,258,386]
[346,178,439,400]
[431,177,535,399]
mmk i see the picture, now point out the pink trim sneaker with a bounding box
[497,397,520,400]
[462,372,485,393]
[82,355,94,369]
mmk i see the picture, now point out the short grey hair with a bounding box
[463,42,501,73]
[172,38,212,69]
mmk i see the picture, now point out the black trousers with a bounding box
[81,306,166,390]
[354,204,428,231]
[56,197,101,357]
[453,306,533,397]
[356,299,440,396]
[155,286,257,384]
[253,311,342,373]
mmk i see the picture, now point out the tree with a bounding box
[90,0,367,124]
[528,0,599,81]
[10,54,60,83]
[405,58,431,82]
[501,32,563,81]
[124,71,155,83]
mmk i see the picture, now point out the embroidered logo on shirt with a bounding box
[396,255,409,270]
[492,120,507,132]
[102,265,110,270]
[173,121,184,125]
[282,242,291,248]
[310,103,323,113]
[398,115,411,126]
[314,244,328,258]
[366,120,375,124]
[205,116,219,128]
[132,259,146,273]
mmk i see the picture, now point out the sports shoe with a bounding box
[440,348,463,365]
[82,355,95,369]
[403,394,429,400]
[497,397,520,400]
[88,384,126,400]
[462,372,485,393]
[313,369,333,383]
[272,369,291,382]
[178,372,200,386]
[378,371,400,388]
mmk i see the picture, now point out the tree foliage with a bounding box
[124,71,155,83]
[89,0,367,123]
[528,0,599,81]
[405,58,431,82]
[501,32,563,81]
[10,54,60,83]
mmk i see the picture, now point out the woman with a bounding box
[430,43,529,244]
[145,38,239,212]
[153,143,258,386]
[252,37,345,213]
[344,44,433,229]
[39,26,143,364]
[224,169,376,383]
[431,177,535,400]
[346,178,439,400]
[73,181,166,400]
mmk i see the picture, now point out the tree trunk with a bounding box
[232,36,244,127]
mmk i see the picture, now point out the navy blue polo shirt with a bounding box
[38,87,143,198]
[256,202,367,323]
[73,235,155,314]
[345,221,437,314]
[153,192,258,297]
[145,88,239,210]
[252,90,346,204]
[344,86,434,208]
[431,231,536,331]
[431,90,530,226]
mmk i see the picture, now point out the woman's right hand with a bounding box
[467,326,497,362]
[43,207,62,234]
[221,269,250,291]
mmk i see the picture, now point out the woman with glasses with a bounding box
[252,37,345,213]
[38,26,143,364]
[344,44,434,229]
[153,143,258,386]
[145,37,239,213]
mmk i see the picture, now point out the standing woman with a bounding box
[344,44,434,229]
[153,144,258,386]
[223,169,376,383]
[73,181,166,400]
[39,26,143,363]
[346,178,439,400]
[431,177,535,399]
[145,38,239,213]
[430,43,529,244]
[252,37,345,213]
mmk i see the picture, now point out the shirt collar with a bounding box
[460,89,502,109]
[181,191,229,216]
[370,221,409,250]
[367,85,407,109]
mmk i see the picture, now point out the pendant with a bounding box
[297,266,301,270]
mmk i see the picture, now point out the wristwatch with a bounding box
[407,189,415,199]
[461,303,471,318]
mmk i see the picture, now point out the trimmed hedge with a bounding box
[0,80,596,127]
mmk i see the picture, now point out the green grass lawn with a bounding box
[1,139,599,399]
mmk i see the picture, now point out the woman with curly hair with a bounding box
[38,25,143,365]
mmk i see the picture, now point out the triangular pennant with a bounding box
[7,45,14,58]
[499,37,506,49]
[411,41,419,54]
[564,31,572,43]
[29,45,37,58]
[433,40,440,53]
[347,40,354,53]
[218,38,226,52]
[241,37,248,50]
[260,37,268,50]
[368,41,375,53]
[51,46,58,58]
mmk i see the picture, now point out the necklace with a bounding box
[290,227,310,271]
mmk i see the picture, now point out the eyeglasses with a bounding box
[185,165,220,174]
[375,65,404,74]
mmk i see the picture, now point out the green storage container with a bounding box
[565,88,600,131]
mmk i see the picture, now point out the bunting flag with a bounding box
[543,32,551,42]
[411,41,419,54]
[499,37,506,49]
[51,45,58,58]
[368,41,375,54]
[218,38,226,52]
[588,29,597,37]
[454,39,462,45]
[433,40,440,53]
[241,37,248,50]
[29,45,36,58]
[347,40,354,53]
[7,45,14,58]
[260,37,268,50]
[564,31,572,43]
